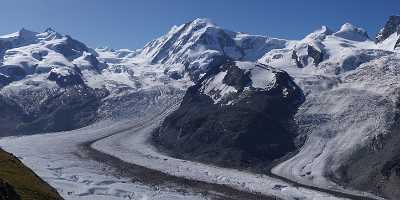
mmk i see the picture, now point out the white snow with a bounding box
[235,61,277,89]
[200,71,237,103]
[257,22,400,200]
[333,23,370,42]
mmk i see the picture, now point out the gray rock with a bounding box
[0,74,11,88]
[0,179,20,200]
[47,66,84,87]
[376,15,400,43]
[153,62,304,169]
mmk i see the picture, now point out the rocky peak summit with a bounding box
[376,15,400,43]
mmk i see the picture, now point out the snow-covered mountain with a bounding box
[257,17,400,199]
[132,18,289,80]
[0,27,186,135]
[150,17,400,199]
[2,15,400,200]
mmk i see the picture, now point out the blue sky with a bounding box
[1,0,399,49]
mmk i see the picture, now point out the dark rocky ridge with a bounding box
[47,66,84,87]
[395,37,400,49]
[0,149,63,200]
[376,15,400,43]
[0,74,11,87]
[376,15,400,50]
[292,45,324,68]
[0,180,20,200]
[153,62,305,170]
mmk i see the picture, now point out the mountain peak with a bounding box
[320,25,333,33]
[376,15,400,43]
[189,18,216,26]
[18,28,38,38]
[333,22,369,41]
[44,27,57,34]
[304,25,333,41]
[338,22,357,31]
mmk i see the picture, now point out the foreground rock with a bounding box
[153,61,304,169]
[0,180,19,200]
[0,149,63,200]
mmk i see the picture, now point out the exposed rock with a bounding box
[153,61,304,169]
[376,15,400,43]
[221,64,251,90]
[0,40,12,64]
[292,44,324,68]
[51,35,89,60]
[0,74,12,88]
[0,149,63,200]
[47,66,84,87]
[0,179,20,200]
[307,45,324,66]
[0,65,26,81]
[395,37,400,50]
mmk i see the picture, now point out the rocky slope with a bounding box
[376,15,400,50]
[153,61,304,169]
[0,149,63,200]
[0,180,19,200]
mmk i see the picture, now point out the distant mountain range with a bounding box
[1,15,400,199]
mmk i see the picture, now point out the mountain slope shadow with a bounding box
[153,61,305,170]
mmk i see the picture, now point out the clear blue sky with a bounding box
[1,0,399,49]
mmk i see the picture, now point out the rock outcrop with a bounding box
[153,61,304,169]
[376,15,400,43]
